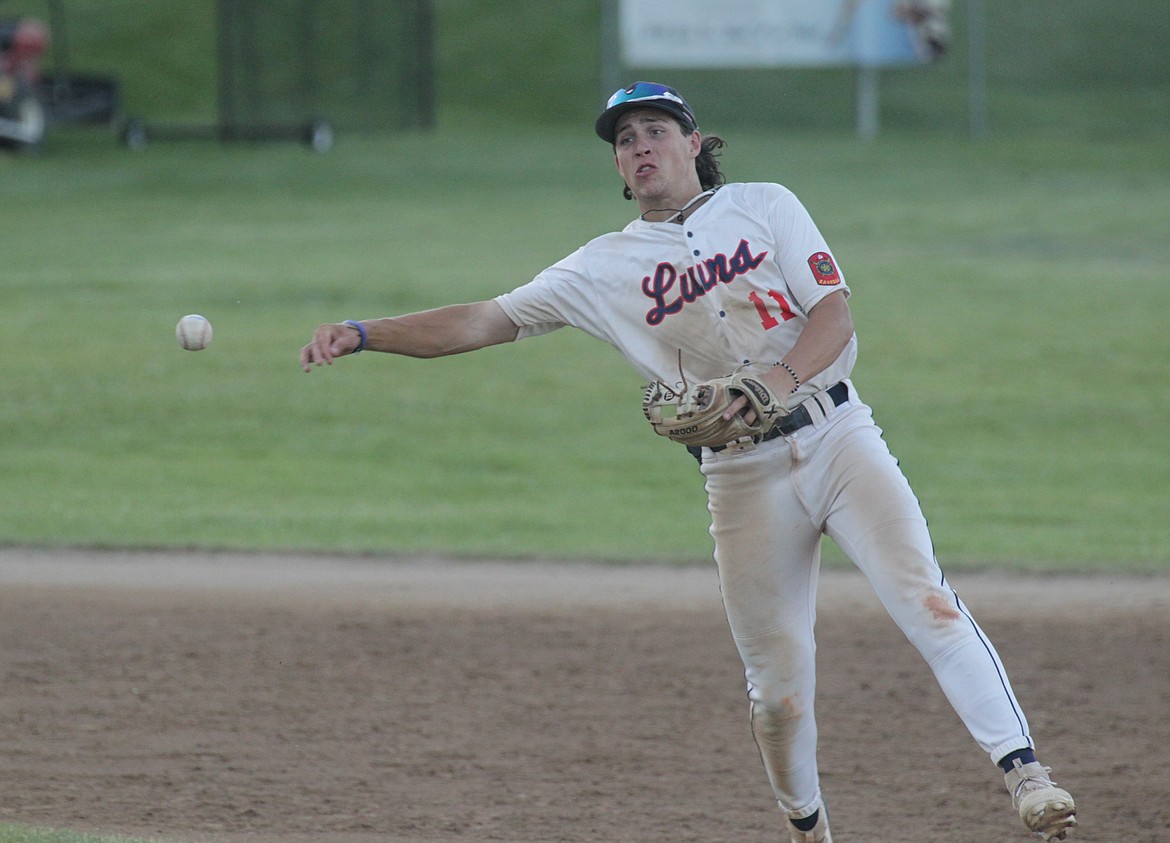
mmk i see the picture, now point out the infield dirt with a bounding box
[2,549,1167,842]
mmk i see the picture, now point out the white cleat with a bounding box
[1005,760,1078,840]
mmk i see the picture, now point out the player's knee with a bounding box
[741,639,815,723]
[750,693,809,749]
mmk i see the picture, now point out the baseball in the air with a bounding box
[176,314,213,351]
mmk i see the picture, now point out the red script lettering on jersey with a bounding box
[643,239,768,326]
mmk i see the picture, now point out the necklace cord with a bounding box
[640,187,718,223]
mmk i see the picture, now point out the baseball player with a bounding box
[300,82,1077,842]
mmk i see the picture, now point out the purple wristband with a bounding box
[343,320,367,353]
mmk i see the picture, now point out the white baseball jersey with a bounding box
[495,182,857,401]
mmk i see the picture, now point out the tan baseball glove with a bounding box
[642,368,790,448]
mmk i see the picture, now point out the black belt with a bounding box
[687,381,849,461]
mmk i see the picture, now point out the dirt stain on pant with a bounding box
[924,592,962,622]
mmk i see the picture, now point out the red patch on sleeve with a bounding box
[808,252,840,286]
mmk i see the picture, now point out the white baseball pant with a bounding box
[698,380,1033,819]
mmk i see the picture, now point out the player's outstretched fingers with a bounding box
[300,324,351,371]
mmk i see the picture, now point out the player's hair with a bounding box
[696,134,727,191]
[622,128,727,200]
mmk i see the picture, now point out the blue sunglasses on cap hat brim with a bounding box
[595,81,698,143]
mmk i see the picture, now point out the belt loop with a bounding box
[788,381,849,431]
[806,393,830,426]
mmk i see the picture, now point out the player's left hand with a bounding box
[642,367,790,448]
[722,366,795,424]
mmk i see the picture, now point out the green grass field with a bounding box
[3,127,1167,571]
[0,830,148,843]
[3,0,1169,571]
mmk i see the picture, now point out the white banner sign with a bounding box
[620,0,941,68]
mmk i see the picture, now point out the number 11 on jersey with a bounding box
[748,290,797,330]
